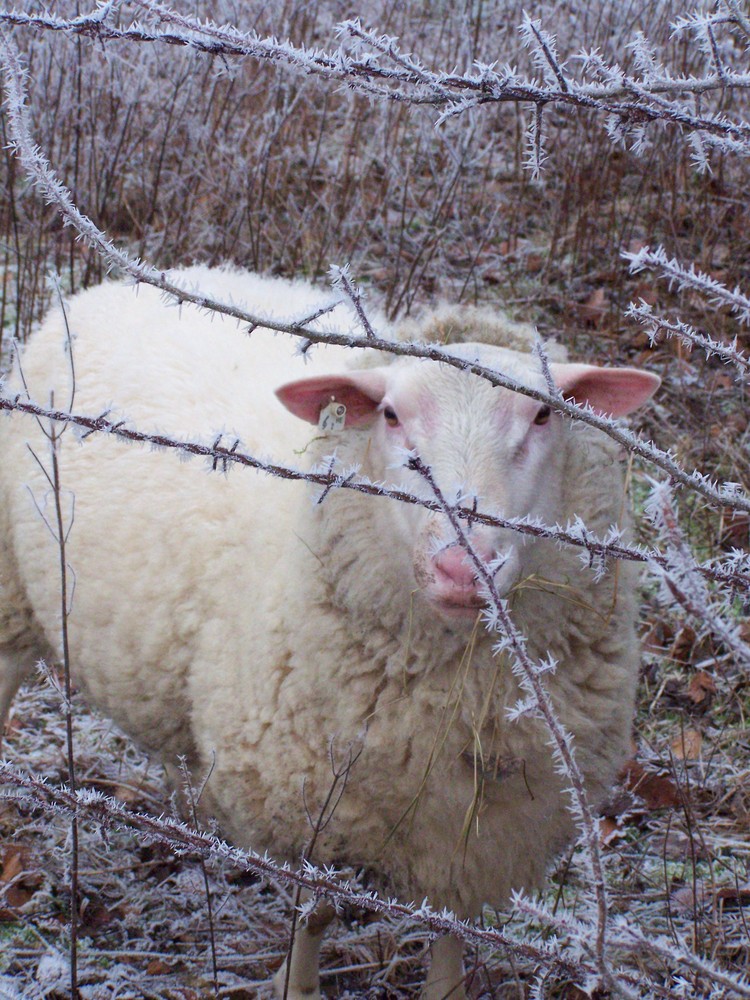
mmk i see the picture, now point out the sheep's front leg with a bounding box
[421,934,467,1000]
[273,898,336,1000]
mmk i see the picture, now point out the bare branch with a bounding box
[2,392,747,598]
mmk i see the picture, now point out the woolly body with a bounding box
[0,267,651,985]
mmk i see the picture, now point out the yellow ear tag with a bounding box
[318,398,347,432]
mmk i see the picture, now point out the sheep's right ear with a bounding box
[275,371,387,427]
[549,363,661,417]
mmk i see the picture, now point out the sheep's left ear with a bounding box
[549,363,661,417]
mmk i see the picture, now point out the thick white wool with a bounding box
[0,267,640,917]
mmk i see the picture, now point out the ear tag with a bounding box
[318,397,347,432]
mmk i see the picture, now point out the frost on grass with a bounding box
[0,678,424,997]
[3,670,750,996]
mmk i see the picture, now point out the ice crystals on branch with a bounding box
[329,263,378,340]
[625,244,750,324]
[627,301,750,380]
[519,13,568,92]
[646,480,750,671]
[626,30,661,83]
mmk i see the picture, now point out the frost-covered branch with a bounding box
[0,760,582,975]
[627,301,750,381]
[625,244,750,325]
[407,456,614,991]
[515,895,750,1000]
[329,264,377,340]
[2,392,747,599]
[2,1,750,154]
[1,33,745,520]
[610,919,750,999]
[646,481,750,672]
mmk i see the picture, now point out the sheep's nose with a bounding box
[434,544,485,587]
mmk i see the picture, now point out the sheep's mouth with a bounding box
[427,593,486,619]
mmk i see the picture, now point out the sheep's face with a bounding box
[276,344,659,620]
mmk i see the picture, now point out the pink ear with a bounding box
[275,371,387,427]
[549,363,660,417]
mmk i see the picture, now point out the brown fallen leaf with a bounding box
[0,846,28,884]
[0,845,41,917]
[642,619,675,654]
[716,886,750,908]
[581,287,607,327]
[687,670,717,705]
[719,510,750,550]
[600,816,618,843]
[622,760,681,810]
[557,987,590,1000]
[671,728,703,760]
[680,728,703,759]
[525,253,544,273]
[671,883,707,915]
[146,959,174,976]
[670,625,696,664]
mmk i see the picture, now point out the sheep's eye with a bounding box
[384,406,400,427]
[534,405,552,426]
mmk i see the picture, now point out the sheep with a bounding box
[0,266,660,999]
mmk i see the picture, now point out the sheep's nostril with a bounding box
[433,546,481,588]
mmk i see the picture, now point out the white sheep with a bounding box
[0,267,659,999]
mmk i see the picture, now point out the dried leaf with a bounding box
[0,845,40,916]
[525,253,544,273]
[687,670,717,705]
[114,784,141,804]
[671,728,703,760]
[599,816,621,844]
[622,760,680,810]
[0,846,28,884]
[642,619,675,654]
[146,959,174,976]
[671,883,707,915]
[670,625,696,664]
[716,886,750,908]
[719,510,750,550]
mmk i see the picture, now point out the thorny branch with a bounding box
[0,393,747,599]
[627,302,750,381]
[2,761,748,998]
[2,2,750,151]
[407,456,614,990]
[0,761,581,976]
[625,245,750,326]
[646,483,750,672]
[19,283,82,996]
[0,30,747,518]
[283,740,361,1000]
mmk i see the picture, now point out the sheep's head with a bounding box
[276,345,659,621]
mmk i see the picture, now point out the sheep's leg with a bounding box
[421,934,467,1000]
[0,647,33,739]
[273,897,336,1000]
